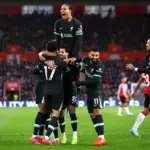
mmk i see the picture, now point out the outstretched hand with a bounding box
[126,63,135,70]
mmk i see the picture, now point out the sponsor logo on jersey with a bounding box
[60,33,73,38]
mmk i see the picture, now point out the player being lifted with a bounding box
[117,77,133,116]
[54,3,83,58]
[67,49,107,146]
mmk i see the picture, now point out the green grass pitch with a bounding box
[0,106,150,150]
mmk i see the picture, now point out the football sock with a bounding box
[45,117,58,139]
[53,121,59,139]
[33,112,43,137]
[132,112,146,131]
[94,115,104,138]
[59,117,66,134]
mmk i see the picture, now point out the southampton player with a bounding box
[129,73,150,136]
[126,55,150,136]
[126,39,150,136]
[117,77,133,116]
[54,3,83,58]
[67,49,107,146]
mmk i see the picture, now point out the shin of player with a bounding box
[117,77,133,116]
[130,74,150,136]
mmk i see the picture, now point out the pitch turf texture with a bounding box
[0,107,150,150]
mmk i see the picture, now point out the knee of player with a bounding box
[68,105,75,114]
[143,108,150,115]
[93,109,102,115]
[38,104,45,113]
[52,110,60,117]
[59,110,65,117]
[90,113,95,118]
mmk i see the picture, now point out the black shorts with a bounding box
[87,92,104,113]
[35,82,45,104]
[144,94,150,108]
[62,85,77,109]
[120,96,126,103]
[44,85,63,111]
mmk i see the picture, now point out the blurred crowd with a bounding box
[0,12,150,52]
[0,12,148,101]
[0,58,144,101]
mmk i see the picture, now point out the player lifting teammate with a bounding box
[58,48,79,144]
[117,77,133,116]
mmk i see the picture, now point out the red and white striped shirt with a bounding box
[141,73,150,95]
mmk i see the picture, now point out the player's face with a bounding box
[146,39,150,50]
[58,48,68,58]
[60,5,71,20]
[122,78,127,83]
[89,51,99,62]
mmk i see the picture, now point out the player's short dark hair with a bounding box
[89,48,99,52]
[62,3,72,10]
[44,40,56,52]
[59,46,69,53]
[43,40,50,49]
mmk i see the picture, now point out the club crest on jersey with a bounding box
[91,68,94,73]
[96,68,103,73]
[70,26,74,31]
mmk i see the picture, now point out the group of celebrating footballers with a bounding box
[30,3,106,146]
[29,3,150,146]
